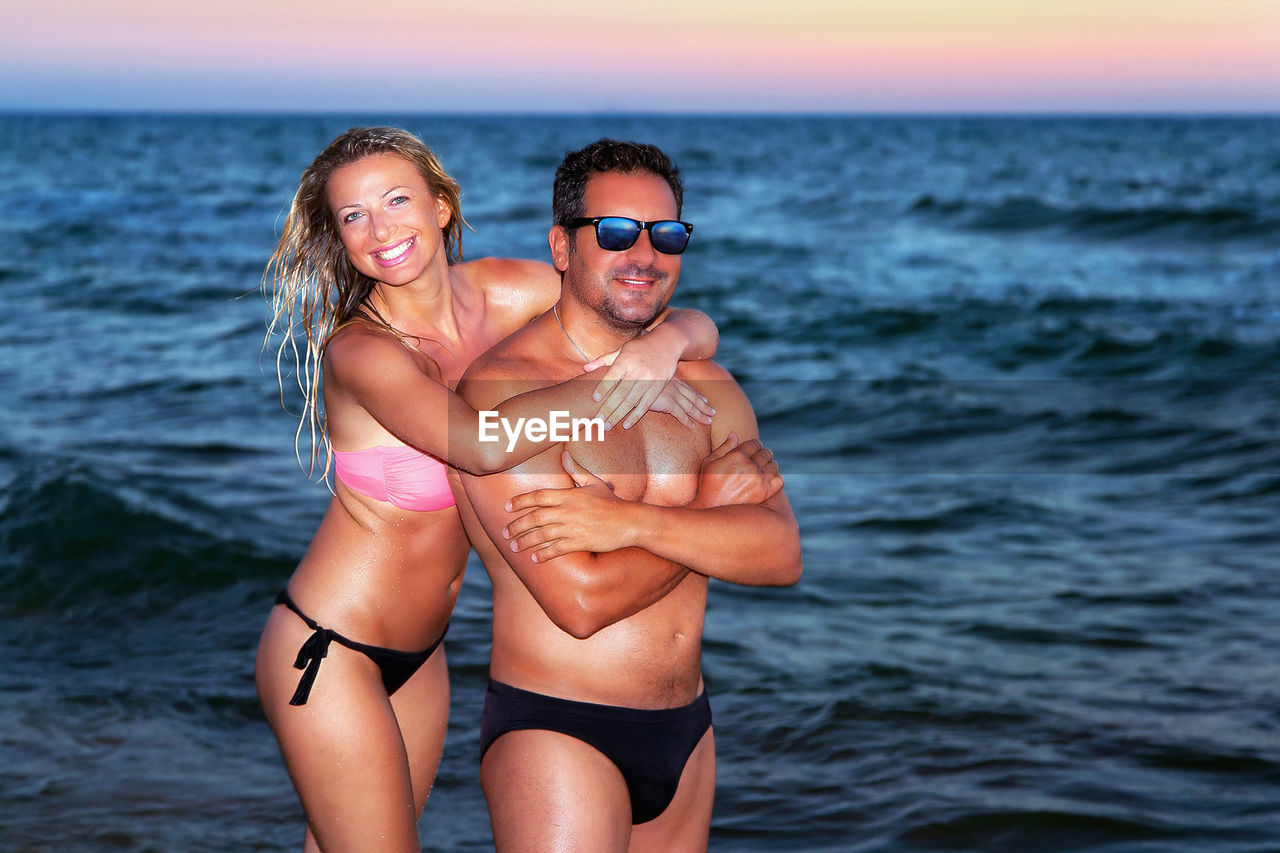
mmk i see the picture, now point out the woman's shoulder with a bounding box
[459,257,559,304]
[324,320,426,376]
[323,322,447,416]
[325,317,390,355]
[462,255,556,282]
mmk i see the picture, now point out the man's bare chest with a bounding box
[566,413,711,506]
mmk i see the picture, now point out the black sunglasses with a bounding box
[565,216,694,255]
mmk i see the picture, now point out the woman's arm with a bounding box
[585,307,720,429]
[325,327,708,476]
[646,306,720,360]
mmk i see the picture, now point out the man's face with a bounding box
[554,171,682,331]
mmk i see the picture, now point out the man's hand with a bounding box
[502,451,633,562]
[691,433,783,508]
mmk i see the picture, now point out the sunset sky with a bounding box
[4,0,1279,112]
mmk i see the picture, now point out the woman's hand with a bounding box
[692,433,784,508]
[585,333,713,430]
[502,451,634,562]
[649,378,715,430]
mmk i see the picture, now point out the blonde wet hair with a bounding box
[263,126,466,477]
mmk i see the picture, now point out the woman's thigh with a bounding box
[255,604,422,853]
[389,643,451,813]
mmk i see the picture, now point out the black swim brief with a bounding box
[479,679,712,824]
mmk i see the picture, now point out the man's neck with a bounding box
[552,299,643,365]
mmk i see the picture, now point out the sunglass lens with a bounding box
[650,221,691,254]
[595,217,641,251]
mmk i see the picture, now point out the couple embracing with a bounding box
[255,127,800,852]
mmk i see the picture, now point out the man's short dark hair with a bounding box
[552,138,684,227]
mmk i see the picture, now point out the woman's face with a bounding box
[327,152,452,286]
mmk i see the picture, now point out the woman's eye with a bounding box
[342,211,363,224]
[390,195,410,206]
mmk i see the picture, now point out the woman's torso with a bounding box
[285,259,555,649]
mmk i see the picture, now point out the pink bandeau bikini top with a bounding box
[333,444,456,512]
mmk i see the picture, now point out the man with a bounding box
[451,139,801,851]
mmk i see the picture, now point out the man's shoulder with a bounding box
[676,358,760,440]
[676,357,735,384]
[677,358,742,404]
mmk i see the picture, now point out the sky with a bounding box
[3,0,1279,113]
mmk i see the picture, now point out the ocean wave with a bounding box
[696,233,815,266]
[740,290,1280,381]
[958,621,1154,651]
[898,807,1182,850]
[0,463,290,620]
[479,202,546,223]
[909,193,1280,243]
[846,495,1051,534]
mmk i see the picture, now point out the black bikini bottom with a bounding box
[275,590,446,706]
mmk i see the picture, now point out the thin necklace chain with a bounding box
[552,303,594,362]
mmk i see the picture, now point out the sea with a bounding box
[1,113,1278,852]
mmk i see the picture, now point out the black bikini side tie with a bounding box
[289,625,333,706]
[276,590,333,706]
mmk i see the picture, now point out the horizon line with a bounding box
[3,107,1280,119]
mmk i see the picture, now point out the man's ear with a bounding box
[549,225,570,272]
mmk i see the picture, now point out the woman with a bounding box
[254,126,718,853]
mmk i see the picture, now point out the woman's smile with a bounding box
[373,236,416,266]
